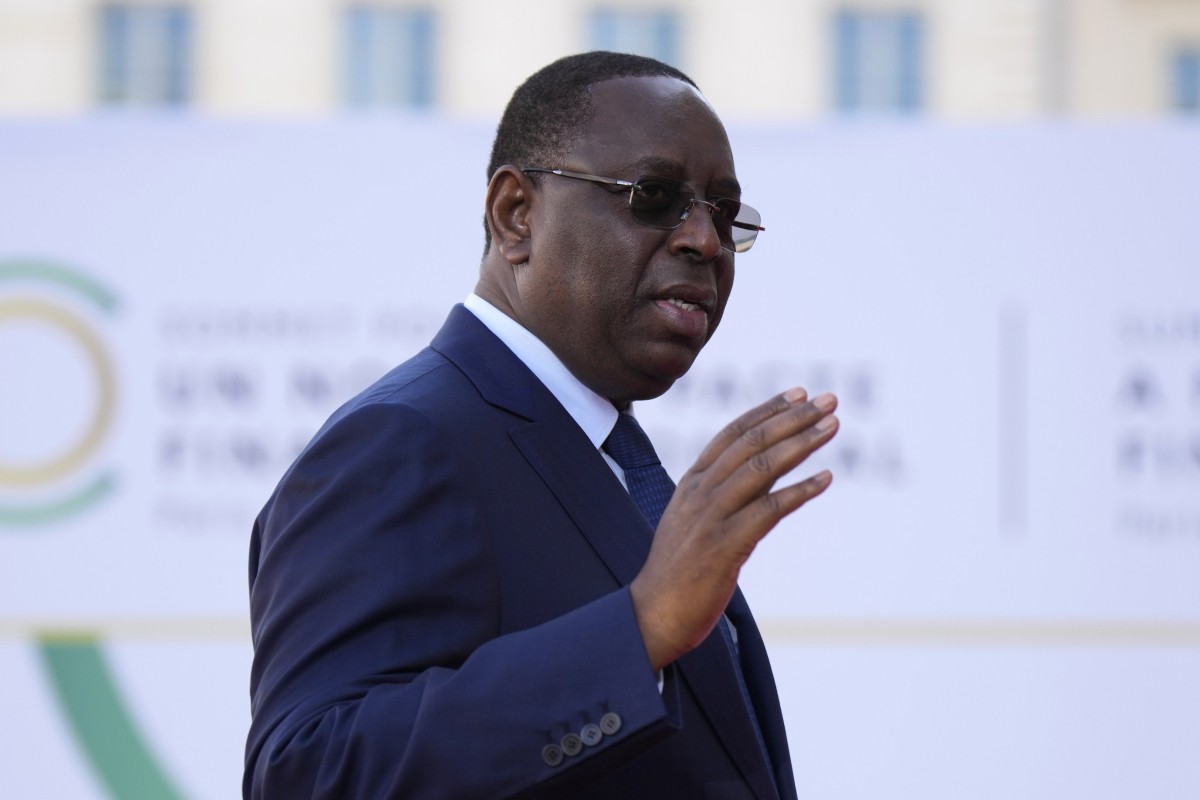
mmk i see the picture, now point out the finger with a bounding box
[727,468,834,543]
[701,393,838,490]
[690,387,808,472]
[711,412,839,515]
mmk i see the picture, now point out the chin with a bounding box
[608,343,702,404]
[607,369,679,406]
[641,355,699,399]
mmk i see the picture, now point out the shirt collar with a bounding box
[464,293,619,448]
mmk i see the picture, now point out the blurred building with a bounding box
[1,0,1198,119]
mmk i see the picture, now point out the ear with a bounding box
[485,166,534,266]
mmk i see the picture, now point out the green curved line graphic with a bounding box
[38,636,184,800]
[0,260,119,314]
[0,472,117,528]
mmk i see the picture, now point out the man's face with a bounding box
[514,76,739,406]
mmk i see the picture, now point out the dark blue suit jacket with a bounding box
[246,305,797,799]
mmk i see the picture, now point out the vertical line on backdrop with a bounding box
[998,304,1028,534]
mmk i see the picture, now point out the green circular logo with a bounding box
[0,260,120,526]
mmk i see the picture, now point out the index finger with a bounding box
[690,387,808,472]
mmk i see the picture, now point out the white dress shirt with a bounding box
[463,293,627,486]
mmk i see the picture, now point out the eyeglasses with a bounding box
[521,167,764,253]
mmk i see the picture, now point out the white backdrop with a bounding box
[0,120,1197,799]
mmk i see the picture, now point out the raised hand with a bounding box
[630,388,839,669]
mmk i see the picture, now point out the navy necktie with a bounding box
[602,412,775,778]
[601,412,675,528]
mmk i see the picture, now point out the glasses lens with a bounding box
[723,201,762,253]
[628,179,687,227]
[628,179,762,253]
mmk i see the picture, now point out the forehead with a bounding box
[570,76,739,195]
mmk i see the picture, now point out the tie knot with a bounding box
[602,413,661,471]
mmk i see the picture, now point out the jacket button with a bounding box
[561,732,583,756]
[542,743,564,767]
[580,723,603,746]
[599,712,622,735]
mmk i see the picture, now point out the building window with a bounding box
[832,8,925,114]
[344,6,436,109]
[1171,47,1200,114]
[98,4,193,107]
[589,8,681,68]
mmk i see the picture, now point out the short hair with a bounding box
[483,51,699,248]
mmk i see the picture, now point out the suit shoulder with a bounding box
[320,346,476,429]
[350,346,458,407]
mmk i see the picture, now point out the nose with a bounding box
[669,199,724,262]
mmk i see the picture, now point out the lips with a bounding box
[652,284,716,341]
[657,283,715,312]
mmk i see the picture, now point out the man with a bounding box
[246,51,838,799]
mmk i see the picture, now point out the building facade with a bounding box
[1,0,1199,118]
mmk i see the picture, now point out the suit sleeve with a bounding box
[245,401,677,799]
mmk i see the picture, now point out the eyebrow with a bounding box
[631,155,743,198]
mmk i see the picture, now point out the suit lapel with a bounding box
[433,305,781,799]
[432,306,652,584]
[726,590,797,800]
[509,418,653,585]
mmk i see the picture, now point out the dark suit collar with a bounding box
[430,304,543,422]
[431,305,644,576]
